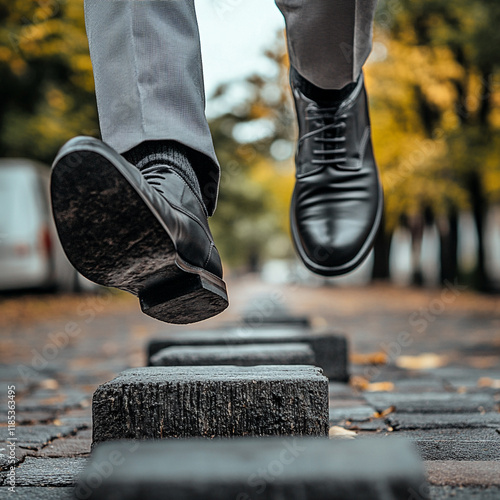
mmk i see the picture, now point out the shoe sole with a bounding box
[50,139,228,324]
[290,177,384,277]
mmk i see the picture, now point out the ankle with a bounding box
[291,66,359,105]
[123,140,205,210]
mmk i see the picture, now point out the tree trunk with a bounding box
[438,212,459,284]
[470,172,490,291]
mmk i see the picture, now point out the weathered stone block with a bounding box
[147,328,348,381]
[150,343,315,367]
[77,438,426,500]
[92,366,329,444]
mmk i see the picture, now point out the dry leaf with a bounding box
[329,426,357,439]
[396,353,448,370]
[350,352,388,365]
[38,379,59,390]
[366,381,395,392]
[477,377,500,389]
[373,406,395,418]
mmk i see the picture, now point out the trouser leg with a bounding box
[275,0,378,89]
[84,0,219,214]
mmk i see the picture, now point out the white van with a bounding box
[0,158,93,292]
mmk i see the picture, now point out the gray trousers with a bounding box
[84,0,377,215]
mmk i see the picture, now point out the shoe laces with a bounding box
[306,105,348,167]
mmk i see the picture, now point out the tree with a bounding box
[369,0,500,288]
[0,0,98,163]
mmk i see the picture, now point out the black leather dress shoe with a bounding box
[50,136,228,324]
[290,73,383,276]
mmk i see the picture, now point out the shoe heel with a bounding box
[138,272,228,324]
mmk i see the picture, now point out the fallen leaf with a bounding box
[396,353,448,370]
[38,378,59,390]
[373,406,395,418]
[477,377,500,389]
[366,381,395,392]
[329,426,357,439]
[350,352,388,365]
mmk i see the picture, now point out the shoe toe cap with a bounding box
[299,216,369,269]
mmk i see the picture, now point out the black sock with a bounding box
[123,140,204,208]
[290,66,359,105]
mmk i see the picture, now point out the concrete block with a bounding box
[76,438,426,500]
[147,328,348,381]
[92,366,329,444]
[240,294,311,327]
[150,343,315,367]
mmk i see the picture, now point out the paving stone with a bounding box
[148,328,348,381]
[0,487,74,499]
[391,378,450,393]
[388,413,500,431]
[0,457,87,486]
[429,485,500,499]
[0,424,84,451]
[13,410,58,424]
[77,438,426,500]
[31,429,92,458]
[55,408,92,429]
[15,387,90,412]
[92,366,329,444]
[364,392,496,414]
[388,429,500,461]
[428,368,500,391]
[329,405,376,423]
[0,452,18,472]
[328,382,361,398]
[425,461,500,486]
[150,343,315,367]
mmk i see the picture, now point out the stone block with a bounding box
[150,343,315,367]
[77,438,426,500]
[92,366,329,444]
[147,328,348,381]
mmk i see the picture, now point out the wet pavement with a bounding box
[0,276,499,498]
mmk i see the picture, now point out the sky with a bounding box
[195,0,286,99]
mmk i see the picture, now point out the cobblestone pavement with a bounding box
[0,276,499,499]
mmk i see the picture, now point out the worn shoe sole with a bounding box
[50,139,228,324]
[290,179,384,277]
